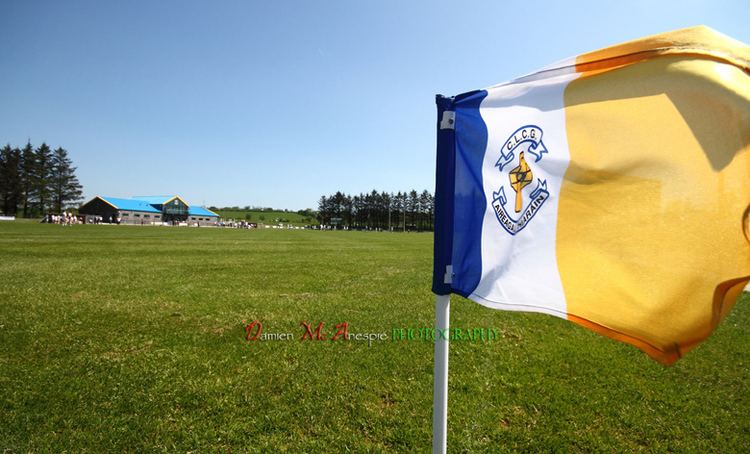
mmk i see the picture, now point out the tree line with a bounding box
[0,142,83,217]
[317,189,434,231]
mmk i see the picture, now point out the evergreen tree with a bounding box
[381,191,391,231]
[0,145,6,212]
[352,194,363,228]
[394,191,406,231]
[343,194,353,227]
[420,190,433,231]
[369,190,381,230]
[0,145,9,214]
[316,189,434,231]
[34,143,54,214]
[317,195,330,224]
[19,142,35,217]
[408,189,418,230]
[362,191,372,229]
[335,191,348,228]
[1,145,22,215]
[50,147,83,212]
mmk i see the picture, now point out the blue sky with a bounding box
[1,0,748,210]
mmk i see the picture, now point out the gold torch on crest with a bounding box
[509,151,533,213]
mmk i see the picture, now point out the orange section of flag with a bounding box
[556,27,750,364]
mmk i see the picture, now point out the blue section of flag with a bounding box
[432,95,457,295]
[451,90,488,297]
[432,91,488,297]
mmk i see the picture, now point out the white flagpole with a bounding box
[432,293,450,454]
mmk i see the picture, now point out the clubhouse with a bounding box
[79,195,220,226]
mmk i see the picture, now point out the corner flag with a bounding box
[431,26,749,452]
[433,25,750,366]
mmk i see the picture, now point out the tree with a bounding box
[50,147,83,213]
[398,192,405,230]
[407,189,418,230]
[330,191,347,229]
[316,189,435,231]
[352,194,363,228]
[0,145,7,213]
[362,191,372,229]
[342,194,353,227]
[369,190,381,230]
[420,190,433,231]
[317,196,331,224]
[34,143,54,214]
[0,145,21,215]
[19,142,35,217]
[381,191,392,231]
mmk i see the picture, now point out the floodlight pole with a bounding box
[432,293,450,454]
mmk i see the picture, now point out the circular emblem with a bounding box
[492,125,550,235]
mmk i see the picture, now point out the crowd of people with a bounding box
[38,214,317,229]
[217,220,257,229]
[42,212,82,226]
[41,213,120,225]
[90,215,120,224]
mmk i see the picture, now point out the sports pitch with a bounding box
[1,222,748,451]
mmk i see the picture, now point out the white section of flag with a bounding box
[469,72,579,318]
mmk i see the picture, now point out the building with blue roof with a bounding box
[79,195,220,226]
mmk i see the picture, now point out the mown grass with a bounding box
[214,209,312,225]
[0,222,748,452]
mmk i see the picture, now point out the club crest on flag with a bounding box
[492,125,550,235]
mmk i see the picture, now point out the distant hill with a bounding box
[212,208,315,226]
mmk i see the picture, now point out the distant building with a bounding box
[79,195,220,226]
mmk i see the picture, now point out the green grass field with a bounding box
[1,222,748,452]
[214,209,313,226]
